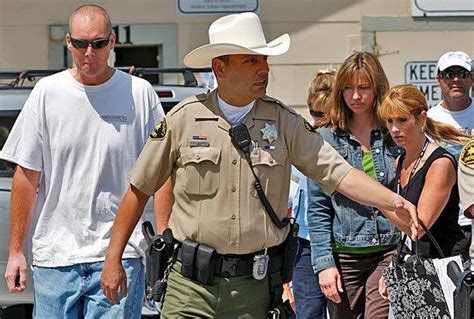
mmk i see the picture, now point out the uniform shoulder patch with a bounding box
[303,118,319,135]
[149,118,167,140]
[460,140,474,165]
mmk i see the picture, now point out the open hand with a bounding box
[378,275,388,300]
[318,266,343,303]
[101,260,128,304]
[282,282,295,311]
[392,197,419,241]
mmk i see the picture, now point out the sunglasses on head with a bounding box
[309,110,325,118]
[438,69,471,80]
[70,34,111,50]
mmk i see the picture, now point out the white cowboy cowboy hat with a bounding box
[184,12,290,68]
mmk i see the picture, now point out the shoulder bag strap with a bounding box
[416,219,446,259]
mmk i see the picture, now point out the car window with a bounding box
[0,111,19,177]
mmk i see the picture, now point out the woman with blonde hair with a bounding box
[378,84,470,260]
[307,70,337,127]
[307,52,402,318]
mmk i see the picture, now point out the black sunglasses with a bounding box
[70,34,111,50]
[438,70,471,80]
[309,110,325,118]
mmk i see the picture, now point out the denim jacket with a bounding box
[307,127,402,273]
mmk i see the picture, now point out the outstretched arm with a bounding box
[5,165,40,293]
[337,168,418,239]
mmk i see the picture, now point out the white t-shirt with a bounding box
[0,70,164,267]
[217,94,254,124]
[427,99,474,133]
[427,98,474,227]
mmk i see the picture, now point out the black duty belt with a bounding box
[176,243,284,278]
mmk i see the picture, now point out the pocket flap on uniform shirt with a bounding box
[251,148,285,167]
[181,147,221,165]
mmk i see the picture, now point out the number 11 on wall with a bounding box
[113,25,133,44]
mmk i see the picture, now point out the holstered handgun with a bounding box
[142,221,176,301]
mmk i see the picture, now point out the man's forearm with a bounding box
[337,168,411,233]
[105,185,150,262]
[153,178,174,234]
[9,166,40,253]
[336,169,397,209]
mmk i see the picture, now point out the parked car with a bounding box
[0,67,211,318]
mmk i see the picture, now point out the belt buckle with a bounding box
[220,257,238,277]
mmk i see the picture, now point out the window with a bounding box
[0,111,19,177]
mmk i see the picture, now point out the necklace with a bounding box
[397,138,429,194]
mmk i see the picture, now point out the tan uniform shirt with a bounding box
[458,140,474,271]
[130,90,351,254]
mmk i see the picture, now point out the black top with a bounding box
[395,146,469,259]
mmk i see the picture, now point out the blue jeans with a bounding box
[33,258,144,319]
[293,238,327,319]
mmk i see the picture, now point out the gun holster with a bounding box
[142,222,176,301]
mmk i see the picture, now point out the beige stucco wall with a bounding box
[0,0,472,118]
[377,30,474,86]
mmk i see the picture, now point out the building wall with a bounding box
[0,0,472,118]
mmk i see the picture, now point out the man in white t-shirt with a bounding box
[428,51,473,133]
[427,51,473,241]
[1,5,164,318]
